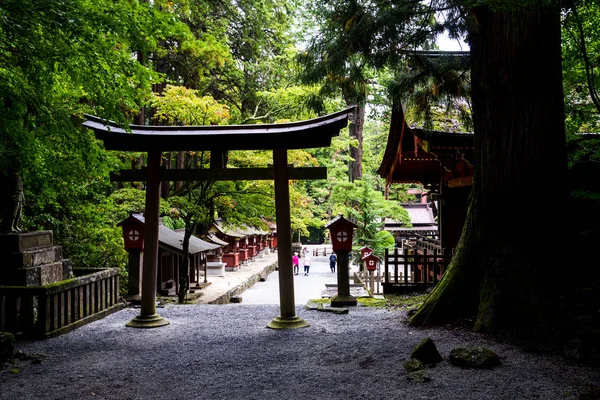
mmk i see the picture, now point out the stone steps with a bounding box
[0,231,73,286]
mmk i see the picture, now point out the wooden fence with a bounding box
[0,267,123,339]
[382,247,451,294]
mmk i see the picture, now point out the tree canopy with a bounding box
[1,0,599,359]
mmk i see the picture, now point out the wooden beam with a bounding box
[82,106,355,152]
[110,167,328,182]
[447,175,473,188]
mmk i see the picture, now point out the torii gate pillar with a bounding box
[267,149,309,329]
[126,151,169,328]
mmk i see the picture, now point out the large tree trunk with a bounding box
[349,103,365,182]
[410,5,567,340]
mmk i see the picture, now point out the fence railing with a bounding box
[0,267,122,339]
[382,247,451,294]
[312,247,333,256]
[402,237,443,253]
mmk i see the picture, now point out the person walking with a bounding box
[292,252,300,275]
[302,246,309,258]
[303,252,312,276]
[329,253,337,273]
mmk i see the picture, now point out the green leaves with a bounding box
[151,85,231,125]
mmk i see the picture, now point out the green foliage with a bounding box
[0,0,195,268]
[150,85,231,125]
[157,0,299,123]
[373,230,396,259]
[328,175,410,258]
[562,2,600,170]
[388,55,473,132]
[162,215,186,230]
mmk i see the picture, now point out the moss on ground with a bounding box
[357,297,386,308]
[384,293,428,312]
[307,294,427,310]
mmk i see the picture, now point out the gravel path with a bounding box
[2,304,599,400]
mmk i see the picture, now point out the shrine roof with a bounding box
[237,225,270,236]
[124,213,221,254]
[82,106,355,152]
[377,107,474,186]
[384,203,437,227]
[413,128,473,150]
[204,232,230,246]
[211,219,248,239]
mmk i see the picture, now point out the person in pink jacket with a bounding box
[292,252,299,275]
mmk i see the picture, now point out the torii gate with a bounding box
[82,106,355,329]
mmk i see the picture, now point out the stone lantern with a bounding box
[325,214,358,307]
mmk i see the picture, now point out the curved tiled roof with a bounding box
[125,213,221,255]
[204,232,229,246]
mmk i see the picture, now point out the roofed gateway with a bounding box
[83,106,356,330]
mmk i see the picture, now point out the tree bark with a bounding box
[349,104,365,182]
[410,5,568,340]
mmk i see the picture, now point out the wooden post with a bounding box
[267,149,309,329]
[127,151,169,328]
[330,251,357,306]
[126,249,142,300]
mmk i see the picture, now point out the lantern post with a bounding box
[325,215,358,307]
[117,214,146,303]
[359,245,373,273]
[364,253,380,295]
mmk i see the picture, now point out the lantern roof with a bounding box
[364,253,381,261]
[325,214,358,229]
[116,213,145,227]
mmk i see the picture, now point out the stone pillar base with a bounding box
[330,294,357,307]
[267,315,310,330]
[126,313,170,328]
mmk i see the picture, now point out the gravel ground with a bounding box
[2,304,599,400]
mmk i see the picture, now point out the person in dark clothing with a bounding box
[329,253,337,273]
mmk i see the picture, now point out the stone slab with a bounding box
[0,231,53,253]
[322,283,370,298]
[24,261,65,286]
[9,246,63,268]
[206,261,226,277]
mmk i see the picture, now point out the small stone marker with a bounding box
[0,332,15,367]
[410,337,443,364]
[317,306,349,314]
[403,358,425,373]
[305,301,323,310]
[406,370,431,383]
[449,347,501,368]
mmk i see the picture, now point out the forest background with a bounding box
[1,0,600,354]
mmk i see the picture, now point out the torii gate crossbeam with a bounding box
[82,106,355,329]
